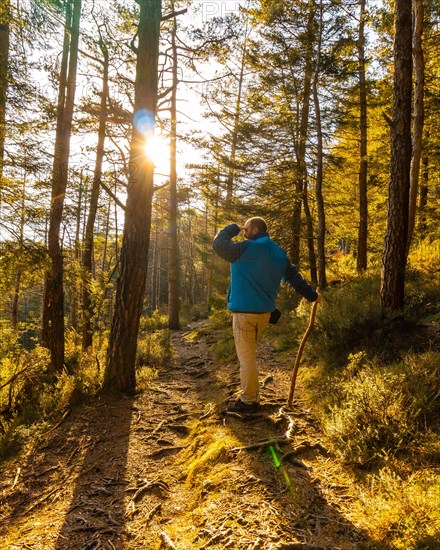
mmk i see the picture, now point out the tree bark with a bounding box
[82,40,109,350]
[70,172,83,333]
[407,0,424,250]
[225,29,247,204]
[418,150,428,233]
[0,0,10,183]
[11,179,25,329]
[357,0,368,272]
[104,0,162,393]
[290,2,315,266]
[168,9,180,329]
[313,0,327,289]
[380,0,412,313]
[42,0,82,370]
[303,184,317,286]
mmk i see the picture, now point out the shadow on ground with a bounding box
[0,395,133,549]
[175,324,392,550]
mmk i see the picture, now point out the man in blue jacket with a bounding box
[213,217,319,413]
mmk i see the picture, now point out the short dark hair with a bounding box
[247,217,267,233]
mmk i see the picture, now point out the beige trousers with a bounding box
[232,312,271,404]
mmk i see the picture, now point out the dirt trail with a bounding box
[0,323,382,550]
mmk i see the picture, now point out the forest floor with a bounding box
[0,322,389,550]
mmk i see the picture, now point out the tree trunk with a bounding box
[70,172,83,333]
[11,178,25,329]
[104,0,162,393]
[42,0,82,371]
[303,184,317,286]
[290,2,315,266]
[357,0,368,272]
[313,0,327,289]
[418,150,428,233]
[168,10,180,329]
[0,0,10,184]
[225,29,247,204]
[82,40,109,350]
[407,0,425,250]
[380,0,412,313]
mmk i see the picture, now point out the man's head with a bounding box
[242,217,267,239]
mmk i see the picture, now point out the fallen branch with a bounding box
[230,436,289,453]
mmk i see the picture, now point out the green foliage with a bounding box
[354,468,440,549]
[0,330,105,461]
[310,274,383,367]
[320,351,439,467]
[137,311,172,369]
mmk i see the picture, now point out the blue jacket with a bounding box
[213,223,318,312]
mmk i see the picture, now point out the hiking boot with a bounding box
[227,399,260,413]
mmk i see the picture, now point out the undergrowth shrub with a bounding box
[308,268,439,368]
[320,351,440,467]
[354,467,440,549]
[0,329,106,460]
[309,274,382,367]
[137,311,172,369]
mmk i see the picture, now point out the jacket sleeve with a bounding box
[213,223,249,263]
[283,261,318,302]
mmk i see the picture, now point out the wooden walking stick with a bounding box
[287,296,320,408]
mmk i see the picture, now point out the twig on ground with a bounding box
[160,531,176,549]
[43,409,71,436]
[126,479,169,516]
[146,502,162,522]
[11,467,21,489]
[152,420,167,434]
[200,403,214,420]
[199,528,234,549]
[230,436,289,453]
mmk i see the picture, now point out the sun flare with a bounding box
[144,134,169,166]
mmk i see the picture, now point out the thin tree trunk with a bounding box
[290,3,315,266]
[418,151,428,233]
[357,0,368,272]
[380,0,412,312]
[303,184,317,286]
[101,195,111,279]
[42,4,70,348]
[82,40,109,350]
[70,172,83,332]
[104,0,162,392]
[0,0,10,185]
[407,0,425,250]
[168,10,180,329]
[313,0,326,289]
[11,178,25,329]
[226,29,247,204]
[42,0,82,370]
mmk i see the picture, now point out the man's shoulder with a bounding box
[243,237,287,263]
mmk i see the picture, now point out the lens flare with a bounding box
[133,108,154,135]
[269,445,293,492]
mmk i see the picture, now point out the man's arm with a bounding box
[212,223,249,263]
[284,261,318,302]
